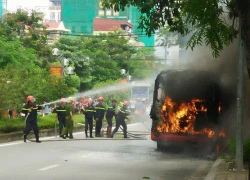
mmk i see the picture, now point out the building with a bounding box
[61,0,154,46]
[43,21,70,44]
[0,0,6,18]
[6,0,61,22]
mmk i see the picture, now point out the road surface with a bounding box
[0,121,213,180]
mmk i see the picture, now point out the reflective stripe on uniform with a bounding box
[57,110,66,112]
[86,110,96,112]
[95,107,105,110]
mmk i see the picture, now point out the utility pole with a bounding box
[235,27,244,171]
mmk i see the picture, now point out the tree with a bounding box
[101,0,240,58]
[0,9,53,65]
[0,65,76,113]
[0,36,36,68]
[55,33,137,90]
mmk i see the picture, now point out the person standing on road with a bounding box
[94,96,105,137]
[105,100,117,138]
[111,101,130,138]
[22,95,41,143]
[82,98,95,138]
[56,98,67,138]
[61,98,74,139]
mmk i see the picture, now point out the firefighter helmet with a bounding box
[123,101,129,106]
[97,96,104,101]
[26,96,35,102]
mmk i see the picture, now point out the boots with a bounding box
[90,129,94,138]
[106,127,112,138]
[23,135,27,143]
[35,135,41,143]
[85,129,88,138]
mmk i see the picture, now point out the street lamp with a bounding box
[52,48,70,76]
[121,69,132,81]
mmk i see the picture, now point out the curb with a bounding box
[204,158,223,180]
[0,125,85,143]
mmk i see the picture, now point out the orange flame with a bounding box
[157,96,215,138]
[219,129,226,138]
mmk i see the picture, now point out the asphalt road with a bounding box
[0,120,214,180]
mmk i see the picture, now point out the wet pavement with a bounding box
[0,121,214,180]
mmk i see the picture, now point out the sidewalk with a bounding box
[205,158,249,180]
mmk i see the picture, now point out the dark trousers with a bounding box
[111,119,127,138]
[85,117,93,137]
[95,118,103,136]
[107,118,112,128]
[58,117,66,135]
[24,120,39,139]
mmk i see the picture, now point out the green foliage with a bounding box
[0,36,36,68]
[0,65,76,111]
[63,75,81,90]
[55,33,139,90]
[1,9,50,58]
[101,0,238,57]
[228,137,250,162]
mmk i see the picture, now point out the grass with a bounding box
[0,113,85,134]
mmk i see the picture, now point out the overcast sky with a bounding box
[7,0,50,11]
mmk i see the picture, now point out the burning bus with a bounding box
[150,70,225,150]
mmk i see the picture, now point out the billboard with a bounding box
[50,65,62,78]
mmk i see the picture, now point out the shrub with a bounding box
[0,114,85,133]
[228,137,250,162]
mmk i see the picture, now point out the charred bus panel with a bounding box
[150,70,223,150]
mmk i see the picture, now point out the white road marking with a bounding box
[0,122,145,147]
[0,142,23,147]
[127,123,141,126]
[38,164,60,171]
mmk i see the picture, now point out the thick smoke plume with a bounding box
[165,40,250,139]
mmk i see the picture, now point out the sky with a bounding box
[6,0,50,12]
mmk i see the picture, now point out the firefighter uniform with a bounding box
[105,100,117,137]
[95,103,105,137]
[111,103,130,138]
[61,103,74,139]
[22,102,41,143]
[83,104,95,138]
[56,105,66,137]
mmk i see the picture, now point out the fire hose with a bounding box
[119,127,150,138]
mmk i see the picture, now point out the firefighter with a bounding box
[22,95,41,143]
[105,100,117,138]
[94,96,105,137]
[56,98,67,138]
[82,98,95,138]
[111,101,130,138]
[61,98,74,139]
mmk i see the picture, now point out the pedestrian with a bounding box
[95,96,105,137]
[56,98,67,138]
[22,95,41,143]
[61,98,74,139]
[105,100,117,138]
[111,101,130,138]
[82,98,95,138]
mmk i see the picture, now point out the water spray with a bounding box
[41,82,137,106]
